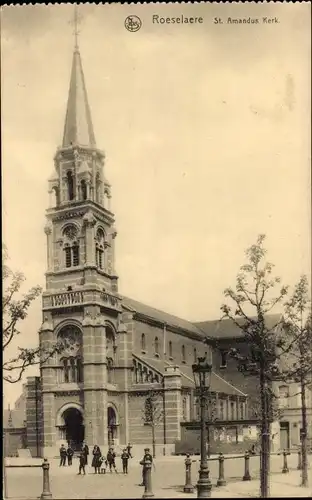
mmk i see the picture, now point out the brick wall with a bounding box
[133,319,209,366]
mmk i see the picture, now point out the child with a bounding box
[99,455,107,474]
[78,452,86,475]
[106,448,118,473]
[121,449,130,474]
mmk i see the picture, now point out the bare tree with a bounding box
[216,234,289,498]
[142,390,164,458]
[281,276,312,487]
[3,245,61,384]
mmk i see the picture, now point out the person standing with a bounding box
[67,445,74,466]
[106,447,118,473]
[139,448,153,486]
[91,445,102,474]
[77,452,86,475]
[82,442,89,466]
[121,449,130,474]
[59,444,67,466]
[126,443,133,458]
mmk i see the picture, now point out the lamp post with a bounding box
[192,354,212,499]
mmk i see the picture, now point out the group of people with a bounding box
[59,442,134,476]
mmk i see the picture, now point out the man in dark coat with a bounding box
[59,444,67,466]
[67,445,74,466]
[139,447,153,486]
[82,442,89,465]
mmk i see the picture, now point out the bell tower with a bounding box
[39,21,128,457]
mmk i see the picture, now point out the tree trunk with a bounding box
[260,364,270,498]
[300,372,309,487]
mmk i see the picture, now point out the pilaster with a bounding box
[163,365,182,443]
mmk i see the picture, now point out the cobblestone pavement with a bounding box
[5,453,311,499]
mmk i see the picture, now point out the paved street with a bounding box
[5,453,311,499]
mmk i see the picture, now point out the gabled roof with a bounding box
[195,314,282,340]
[134,355,247,397]
[122,296,205,338]
[62,47,96,148]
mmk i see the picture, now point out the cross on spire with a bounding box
[72,4,81,51]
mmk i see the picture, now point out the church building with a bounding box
[24,39,254,459]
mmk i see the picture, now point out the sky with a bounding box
[1,3,311,406]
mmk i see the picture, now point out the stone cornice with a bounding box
[46,200,115,225]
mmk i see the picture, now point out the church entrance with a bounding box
[63,408,84,451]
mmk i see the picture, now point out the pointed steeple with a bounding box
[62,45,96,148]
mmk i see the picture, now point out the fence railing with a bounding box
[4,458,52,500]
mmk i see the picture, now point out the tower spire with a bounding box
[61,6,96,148]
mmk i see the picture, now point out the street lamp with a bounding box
[192,354,213,498]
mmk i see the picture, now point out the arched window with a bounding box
[141,333,146,352]
[154,337,159,356]
[107,357,114,384]
[81,180,87,200]
[96,228,105,269]
[63,225,79,268]
[182,345,186,363]
[168,341,173,359]
[67,170,74,201]
[58,325,82,384]
[194,348,197,363]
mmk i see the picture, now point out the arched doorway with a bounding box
[63,408,84,451]
[107,407,118,447]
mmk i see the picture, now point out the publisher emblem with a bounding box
[125,15,142,32]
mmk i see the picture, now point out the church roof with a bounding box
[134,355,247,396]
[194,314,282,340]
[62,47,96,148]
[122,296,205,338]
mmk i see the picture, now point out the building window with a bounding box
[67,170,74,201]
[182,345,186,363]
[61,357,82,383]
[182,397,187,421]
[95,228,105,269]
[279,385,289,408]
[230,401,235,420]
[194,348,197,363]
[141,334,146,352]
[240,401,244,420]
[219,400,225,420]
[154,337,159,356]
[72,243,79,266]
[81,180,87,200]
[168,341,173,359]
[63,225,79,268]
[194,397,200,421]
[64,245,71,268]
[220,350,227,368]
